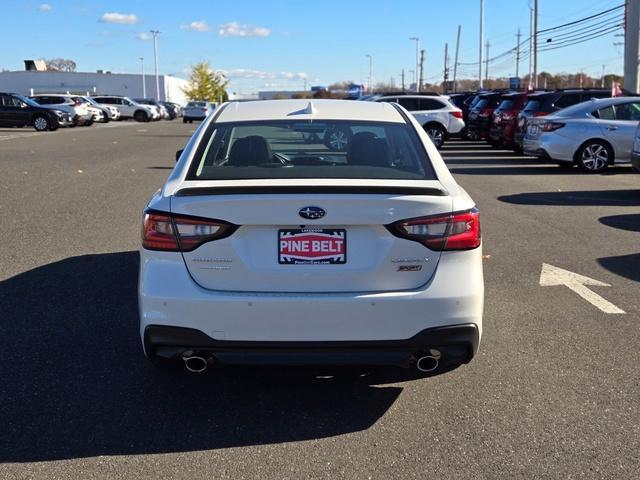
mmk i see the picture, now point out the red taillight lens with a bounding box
[388,209,481,251]
[449,110,463,119]
[480,108,493,117]
[142,211,236,251]
[541,121,565,132]
[533,111,550,117]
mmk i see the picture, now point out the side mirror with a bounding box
[176,149,184,162]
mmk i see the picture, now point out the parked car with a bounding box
[523,96,640,172]
[29,94,94,126]
[139,99,484,374]
[466,92,503,140]
[448,92,477,129]
[91,95,159,122]
[488,92,528,147]
[632,121,640,173]
[513,88,613,152]
[77,96,119,122]
[159,101,181,119]
[0,92,73,131]
[373,95,465,148]
[182,101,216,123]
[134,98,171,119]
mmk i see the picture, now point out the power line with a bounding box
[537,3,623,34]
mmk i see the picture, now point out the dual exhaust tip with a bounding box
[182,349,442,374]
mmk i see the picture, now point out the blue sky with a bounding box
[1,0,625,94]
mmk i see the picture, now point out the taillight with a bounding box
[541,121,565,132]
[387,209,481,251]
[480,108,493,117]
[142,210,237,251]
[502,110,517,121]
[533,111,550,117]
[449,110,463,119]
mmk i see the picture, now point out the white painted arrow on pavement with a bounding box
[539,263,625,314]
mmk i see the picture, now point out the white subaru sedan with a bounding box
[139,99,484,374]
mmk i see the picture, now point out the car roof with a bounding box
[216,99,405,123]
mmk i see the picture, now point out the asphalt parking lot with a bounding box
[1,121,639,479]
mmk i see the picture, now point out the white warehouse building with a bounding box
[0,70,189,105]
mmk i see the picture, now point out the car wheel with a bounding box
[84,119,94,127]
[33,115,50,132]
[183,118,187,123]
[577,140,612,173]
[134,110,148,122]
[424,124,446,148]
[324,126,352,151]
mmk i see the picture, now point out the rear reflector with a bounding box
[387,209,481,251]
[142,210,237,251]
[449,110,463,119]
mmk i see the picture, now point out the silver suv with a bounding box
[91,95,158,122]
[29,94,94,126]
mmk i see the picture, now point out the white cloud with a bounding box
[181,21,210,32]
[38,3,52,12]
[223,69,307,81]
[136,33,151,41]
[100,12,139,24]
[218,22,270,38]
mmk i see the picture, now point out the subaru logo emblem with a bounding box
[299,206,325,220]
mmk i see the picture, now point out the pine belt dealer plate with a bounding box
[278,229,347,264]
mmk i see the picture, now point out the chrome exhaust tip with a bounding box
[183,355,208,373]
[416,349,441,373]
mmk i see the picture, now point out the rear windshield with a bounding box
[187,101,206,107]
[187,120,436,181]
[523,100,541,112]
[498,99,514,110]
[474,99,489,109]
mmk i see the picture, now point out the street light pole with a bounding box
[410,37,420,91]
[479,0,484,89]
[139,57,146,98]
[150,30,161,100]
[366,54,373,93]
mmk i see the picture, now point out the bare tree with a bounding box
[44,58,77,72]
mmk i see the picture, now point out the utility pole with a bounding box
[453,25,461,92]
[479,0,484,89]
[484,41,490,83]
[419,49,425,92]
[400,68,405,92]
[528,7,534,89]
[150,30,161,100]
[533,0,538,88]
[515,28,521,79]
[139,57,146,98]
[410,37,420,91]
[624,0,640,93]
[366,54,373,93]
[443,43,449,93]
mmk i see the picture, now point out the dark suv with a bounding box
[466,92,503,140]
[0,92,73,131]
[513,89,612,152]
[489,92,528,147]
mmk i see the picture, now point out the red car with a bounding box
[488,92,528,147]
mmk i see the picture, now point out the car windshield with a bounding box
[187,101,207,107]
[498,99,514,110]
[16,95,41,107]
[188,120,435,181]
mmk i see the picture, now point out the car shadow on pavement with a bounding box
[597,253,640,282]
[0,252,416,463]
[498,189,640,206]
[599,214,640,232]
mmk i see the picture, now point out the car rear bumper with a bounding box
[144,323,480,367]
[139,248,484,356]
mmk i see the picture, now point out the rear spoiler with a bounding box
[175,185,447,197]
